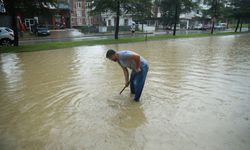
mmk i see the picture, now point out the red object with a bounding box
[52,16,56,28]
[61,16,65,27]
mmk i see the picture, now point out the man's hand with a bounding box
[135,68,141,73]
[125,81,130,87]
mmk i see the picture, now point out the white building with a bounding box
[155,0,210,29]
[101,11,134,27]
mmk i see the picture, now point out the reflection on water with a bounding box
[110,100,146,129]
[1,34,250,150]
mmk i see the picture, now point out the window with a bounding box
[77,10,82,17]
[77,18,82,25]
[30,20,34,24]
[124,19,128,26]
[5,28,12,32]
[76,2,82,9]
[108,20,111,26]
[86,2,91,7]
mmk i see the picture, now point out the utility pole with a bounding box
[115,0,120,39]
[211,0,217,34]
[173,1,178,36]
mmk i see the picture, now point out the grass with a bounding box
[0,31,249,53]
[228,23,249,28]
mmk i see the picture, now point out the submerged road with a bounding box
[19,28,248,45]
[1,33,250,150]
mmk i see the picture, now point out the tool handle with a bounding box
[119,81,130,95]
[119,86,127,94]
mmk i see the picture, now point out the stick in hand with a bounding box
[119,86,127,95]
[119,82,129,95]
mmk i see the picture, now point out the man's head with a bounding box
[106,49,118,62]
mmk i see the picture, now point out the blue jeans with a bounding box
[130,65,149,101]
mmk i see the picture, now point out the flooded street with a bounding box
[1,34,250,150]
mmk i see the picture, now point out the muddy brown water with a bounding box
[1,34,250,150]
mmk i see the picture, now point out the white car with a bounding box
[215,23,227,30]
[0,27,14,46]
[194,24,203,30]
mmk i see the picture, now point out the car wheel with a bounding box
[1,39,12,46]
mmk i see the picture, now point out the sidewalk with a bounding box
[19,29,152,41]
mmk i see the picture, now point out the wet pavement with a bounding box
[19,28,249,45]
[19,29,106,45]
[1,33,250,149]
[19,29,151,45]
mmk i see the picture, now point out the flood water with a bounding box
[1,34,250,150]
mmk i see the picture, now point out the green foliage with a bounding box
[131,0,153,21]
[90,0,141,39]
[203,0,229,17]
[160,0,196,26]
[3,0,57,16]
[202,0,250,32]
[230,0,250,19]
[90,0,135,15]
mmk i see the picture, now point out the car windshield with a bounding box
[5,28,13,32]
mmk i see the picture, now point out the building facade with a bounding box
[22,0,71,30]
[70,0,96,27]
[53,0,71,28]
[101,11,134,27]
[153,0,211,29]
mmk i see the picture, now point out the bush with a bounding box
[73,25,131,33]
[107,26,130,32]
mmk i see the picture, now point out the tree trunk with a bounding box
[211,0,218,34]
[115,0,120,40]
[173,3,178,36]
[211,18,215,34]
[9,0,19,46]
[240,20,243,32]
[235,18,240,32]
[226,18,229,29]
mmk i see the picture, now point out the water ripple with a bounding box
[1,34,250,150]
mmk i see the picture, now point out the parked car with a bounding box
[36,25,50,36]
[172,24,180,30]
[215,23,227,30]
[201,24,211,30]
[0,27,14,46]
[194,24,203,30]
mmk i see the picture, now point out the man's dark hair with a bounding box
[106,49,116,58]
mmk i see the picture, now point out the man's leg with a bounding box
[130,71,136,94]
[134,66,148,101]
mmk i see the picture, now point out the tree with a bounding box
[203,0,228,34]
[160,0,196,36]
[90,0,135,39]
[230,0,250,32]
[3,0,56,46]
[131,0,153,32]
